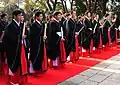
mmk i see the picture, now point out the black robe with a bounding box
[63,18,76,57]
[76,21,84,46]
[0,20,8,62]
[93,20,100,48]
[47,20,61,60]
[110,18,120,42]
[102,20,111,45]
[82,18,93,50]
[3,20,21,73]
[29,21,44,71]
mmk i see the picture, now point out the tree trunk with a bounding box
[46,0,53,11]
[69,0,74,11]
[92,0,97,13]
[64,1,68,12]
[61,0,67,12]
[85,0,89,10]
[53,0,57,11]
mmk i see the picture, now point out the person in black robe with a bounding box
[3,10,27,85]
[47,11,63,67]
[0,13,8,75]
[111,14,119,43]
[76,16,84,46]
[93,14,101,49]
[20,15,30,72]
[46,14,54,58]
[82,12,93,53]
[63,12,77,59]
[102,14,111,46]
[29,12,44,74]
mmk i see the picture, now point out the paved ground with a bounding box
[58,53,120,85]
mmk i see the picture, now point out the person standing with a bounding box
[29,12,44,75]
[0,13,8,75]
[3,9,28,85]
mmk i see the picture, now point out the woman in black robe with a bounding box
[82,12,93,52]
[93,14,101,48]
[76,16,84,46]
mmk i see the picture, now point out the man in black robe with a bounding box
[29,12,44,74]
[47,11,63,67]
[3,9,27,85]
[102,14,111,46]
[0,13,8,75]
[63,11,77,62]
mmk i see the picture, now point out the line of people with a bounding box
[0,9,120,85]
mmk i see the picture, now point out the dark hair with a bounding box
[62,11,66,14]
[66,13,70,17]
[1,13,7,19]
[78,16,81,19]
[53,11,62,17]
[49,15,53,19]
[12,9,22,18]
[71,11,76,14]
[105,14,109,17]
[35,11,43,18]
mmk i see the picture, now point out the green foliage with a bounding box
[26,0,48,12]
[75,0,87,15]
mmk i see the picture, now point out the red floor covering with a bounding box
[1,45,120,85]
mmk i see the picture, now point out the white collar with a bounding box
[53,18,59,23]
[13,19,20,26]
[36,19,41,25]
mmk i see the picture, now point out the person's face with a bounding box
[88,12,91,17]
[56,13,62,21]
[37,14,43,21]
[72,11,76,19]
[3,15,8,22]
[15,13,22,22]
[96,15,99,20]
[20,15,24,22]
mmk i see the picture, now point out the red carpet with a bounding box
[1,45,120,85]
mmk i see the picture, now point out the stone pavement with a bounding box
[58,53,120,85]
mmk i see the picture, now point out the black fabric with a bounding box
[102,20,111,45]
[3,20,21,73]
[93,20,100,48]
[82,18,93,50]
[46,20,61,60]
[29,21,44,71]
[63,18,76,57]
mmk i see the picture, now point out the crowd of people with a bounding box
[0,9,120,85]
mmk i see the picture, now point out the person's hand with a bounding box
[22,35,27,39]
[0,40,2,43]
[43,36,47,40]
[88,28,92,31]
[100,26,103,28]
[115,28,118,30]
